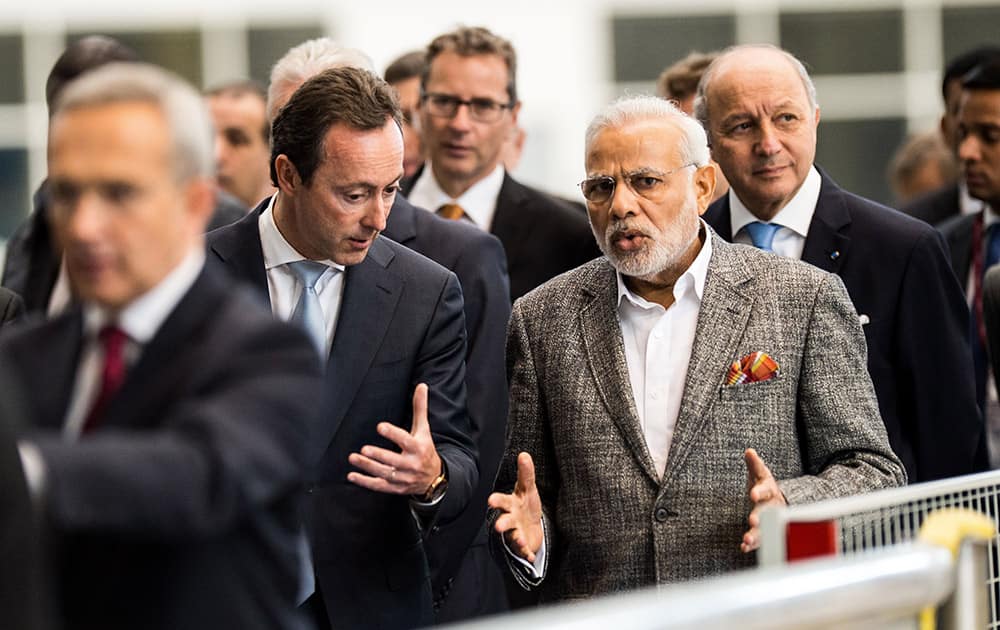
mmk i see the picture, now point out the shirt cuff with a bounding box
[502,518,546,578]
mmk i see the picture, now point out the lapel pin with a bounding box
[829,250,840,261]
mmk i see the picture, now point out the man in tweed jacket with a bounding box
[487,96,906,602]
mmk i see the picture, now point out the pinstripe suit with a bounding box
[490,230,906,601]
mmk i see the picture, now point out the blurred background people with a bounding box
[206,79,275,208]
[887,130,958,206]
[384,50,427,182]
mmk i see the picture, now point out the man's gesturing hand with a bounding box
[741,447,786,553]
[488,452,544,562]
[347,383,443,496]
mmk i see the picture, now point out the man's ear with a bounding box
[274,154,300,194]
[695,164,718,216]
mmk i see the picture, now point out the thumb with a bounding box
[515,452,536,495]
[744,448,771,484]
[410,383,429,436]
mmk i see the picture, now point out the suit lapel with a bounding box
[578,261,660,484]
[20,311,83,429]
[322,237,403,446]
[101,265,225,430]
[491,174,532,255]
[662,235,754,487]
[208,201,270,304]
[800,174,851,274]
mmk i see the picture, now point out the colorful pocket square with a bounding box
[726,351,779,386]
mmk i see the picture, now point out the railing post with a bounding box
[937,538,990,630]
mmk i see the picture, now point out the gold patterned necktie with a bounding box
[437,203,466,221]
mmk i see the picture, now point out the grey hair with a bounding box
[52,62,212,182]
[693,44,818,133]
[585,95,711,167]
[267,38,374,121]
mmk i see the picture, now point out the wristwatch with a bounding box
[420,461,448,503]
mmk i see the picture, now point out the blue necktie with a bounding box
[744,221,782,252]
[987,224,1000,271]
[287,260,329,356]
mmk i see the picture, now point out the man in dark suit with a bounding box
[2,35,244,315]
[696,44,984,482]
[207,66,478,630]
[2,62,322,630]
[901,46,1000,225]
[404,26,599,301]
[263,37,511,622]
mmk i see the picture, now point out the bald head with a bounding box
[695,45,820,220]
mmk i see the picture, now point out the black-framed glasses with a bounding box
[422,92,513,123]
[578,164,697,204]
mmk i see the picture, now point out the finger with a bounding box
[744,448,772,484]
[348,452,398,480]
[347,471,405,494]
[488,492,515,513]
[359,444,407,470]
[410,383,429,436]
[515,452,536,494]
[741,527,759,553]
[377,422,415,452]
[749,479,777,505]
[494,513,521,534]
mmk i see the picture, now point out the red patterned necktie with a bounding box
[81,325,128,434]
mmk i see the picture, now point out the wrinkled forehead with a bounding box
[586,119,686,174]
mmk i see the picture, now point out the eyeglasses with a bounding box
[578,164,697,204]
[422,92,513,123]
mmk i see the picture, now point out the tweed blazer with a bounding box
[491,230,906,601]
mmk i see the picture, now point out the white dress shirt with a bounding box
[730,166,822,260]
[407,163,505,231]
[63,247,206,438]
[258,195,345,356]
[512,223,714,578]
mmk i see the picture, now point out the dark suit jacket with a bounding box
[2,182,246,313]
[0,263,323,630]
[382,196,510,618]
[704,169,985,482]
[403,170,600,301]
[983,266,1000,398]
[937,211,977,286]
[207,202,478,630]
[0,286,24,325]
[900,182,961,227]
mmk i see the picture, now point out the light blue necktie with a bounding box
[287,260,329,356]
[744,221,782,252]
[285,260,328,604]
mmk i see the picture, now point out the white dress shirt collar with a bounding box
[961,181,988,216]
[81,246,205,344]
[729,165,822,240]
[408,163,505,230]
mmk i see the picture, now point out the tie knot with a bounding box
[98,325,128,350]
[437,203,466,221]
[744,221,782,252]
[287,260,328,289]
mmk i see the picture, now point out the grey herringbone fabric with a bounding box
[491,230,906,602]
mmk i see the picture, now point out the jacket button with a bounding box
[654,507,669,522]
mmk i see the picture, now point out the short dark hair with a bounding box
[270,66,401,187]
[942,46,1000,100]
[656,51,719,100]
[46,35,139,113]
[423,27,517,104]
[206,79,270,142]
[384,50,425,85]
[963,58,1000,91]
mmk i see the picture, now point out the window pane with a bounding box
[612,14,735,83]
[816,118,906,207]
[780,10,903,74]
[248,26,325,86]
[67,30,203,87]
[942,7,1000,68]
[0,149,28,239]
[0,34,24,104]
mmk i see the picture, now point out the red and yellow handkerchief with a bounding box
[726,351,779,386]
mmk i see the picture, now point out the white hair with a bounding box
[585,95,711,167]
[52,62,212,181]
[266,38,375,121]
[693,44,819,132]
